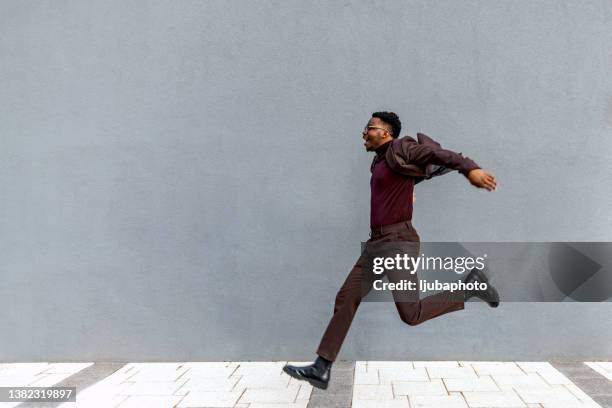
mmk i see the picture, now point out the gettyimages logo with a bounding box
[359,242,612,302]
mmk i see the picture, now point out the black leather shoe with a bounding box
[464,268,500,308]
[283,361,330,390]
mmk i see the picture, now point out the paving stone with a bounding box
[354,369,380,385]
[127,369,188,382]
[409,394,469,408]
[513,385,582,405]
[459,361,507,367]
[249,402,308,408]
[178,376,239,392]
[27,373,74,386]
[379,367,429,383]
[540,403,601,408]
[367,361,415,371]
[296,384,313,400]
[516,362,555,373]
[239,386,300,404]
[491,373,551,390]
[41,362,94,374]
[118,379,188,396]
[234,373,291,388]
[427,366,478,379]
[549,364,604,379]
[413,361,460,368]
[462,390,527,407]
[0,363,50,375]
[537,368,574,386]
[577,394,612,408]
[176,389,243,407]
[351,399,410,408]
[235,362,285,376]
[308,360,354,408]
[444,375,500,392]
[392,379,447,396]
[564,383,602,404]
[352,383,394,400]
[593,362,612,372]
[181,365,236,379]
[473,362,525,376]
[117,395,184,408]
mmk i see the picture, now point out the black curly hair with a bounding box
[372,111,401,138]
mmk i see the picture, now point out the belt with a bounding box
[369,220,413,238]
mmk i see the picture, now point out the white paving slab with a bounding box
[392,379,448,396]
[238,385,300,404]
[176,389,243,407]
[352,399,410,408]
[41,362,94,374]
[462,390,527,407]
[179,376,239,392]
[444,375,500,392]
[353,383,395,400]
[427,366,478,379]
[234,373,291,389]
[410,394,469,408]
[414,361,460,368]
[471,362,525,376]
[379,367,429,383]
[355,368,380,384]
[514,385,583,405]
[118,379,187,396]
[367,361,415,371]
[248,402,309,408]
[117,395,184,408]
[491,373,551,390]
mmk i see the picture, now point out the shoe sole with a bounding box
[282,366,329,390]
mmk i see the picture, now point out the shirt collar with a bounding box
[375,140,392,157]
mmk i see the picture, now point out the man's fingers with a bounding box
[485,173,497,190]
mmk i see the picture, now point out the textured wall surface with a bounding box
[1,0,611,361]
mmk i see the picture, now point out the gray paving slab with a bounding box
[551,361,612,408]
[307,360,354,408]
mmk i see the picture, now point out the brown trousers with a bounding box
[316,220,465,362]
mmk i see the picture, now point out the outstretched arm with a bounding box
[467,168,497,191]
[408,144,497,191]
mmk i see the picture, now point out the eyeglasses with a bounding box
[363,126,389,134]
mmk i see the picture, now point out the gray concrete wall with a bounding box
[1,0,611,361]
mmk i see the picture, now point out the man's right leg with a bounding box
[316,254,370,362]
[283,255,370,389]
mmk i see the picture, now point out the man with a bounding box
[283,111,500,390]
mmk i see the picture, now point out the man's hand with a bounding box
[467,169,497,191]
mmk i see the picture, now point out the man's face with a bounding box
[362,117,391,151]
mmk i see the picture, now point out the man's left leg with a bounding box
[385,267,465,326]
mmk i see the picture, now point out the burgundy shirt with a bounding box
[370,141,414,227]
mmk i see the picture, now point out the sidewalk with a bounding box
[0,361,611,407]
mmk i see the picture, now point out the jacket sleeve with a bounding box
[407,143,481,177]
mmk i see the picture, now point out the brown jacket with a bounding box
[371,133,481,184]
